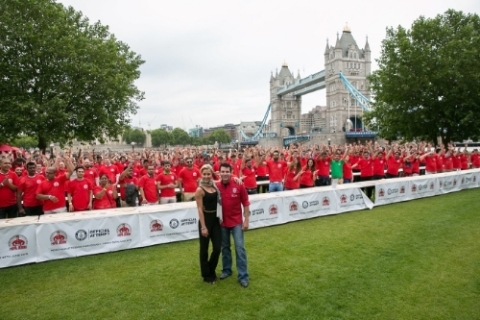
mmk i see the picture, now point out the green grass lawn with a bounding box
[1,189,480,320]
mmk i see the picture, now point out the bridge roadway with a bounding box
[276,70,326,97]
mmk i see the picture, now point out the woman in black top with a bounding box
[195,164,221,284]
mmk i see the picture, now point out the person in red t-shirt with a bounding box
[17,162,45,216]
[36,156,74,214]
[82,159,99,187]
[157,161,178,204]
[240,157,257,194]
[118,164,138,207]
[372,148,386,179]
[284,157,301,190]
[299,159,317,188]
[343,155,354,183]
[138,165,159,205]
[385,149,403,178]
[420,150,437,174]
[99,158,119,184]
[255,153,268,193]
[67,166,93,211]
[356,149,375,198]
[93,174,118,210]
[471,149,480,168]
[264,150,287,192]
[0,158,19,219]
[178,158,201,201]
[314,151,331,186]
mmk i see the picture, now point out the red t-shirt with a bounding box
[84,167,98,187]
[471,154,480,168]
[357,158,374,177]
[452,155,461,169]
[386,156,403,176]
[242,166,257,189]
[156,172,177,197]
[460,154,469,170]
[93,186,116,209]
[284,168,299,189]
[119,176,138,201]
[18,174,45,207]
[0,171,19,208]
[99,165,119,183]
[178,167,201,193]
[37,174,68,211]
[217,180,250,228]
[68,179,93,211]
[315,157,331,177]
[442,155,453,171]
[424,155,437,173]
[343,162,353,180]
[266,160,287,182]
[256,161,268,177]
[299,167,314,187]
[373,157,386,176]
[138,174,159,203]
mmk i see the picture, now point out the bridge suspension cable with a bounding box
[339,72,372,112]
[239,103,272,141]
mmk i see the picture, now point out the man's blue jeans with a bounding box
[269,182,283,192]
[221,224,249,283]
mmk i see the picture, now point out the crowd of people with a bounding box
[0,140,479,219]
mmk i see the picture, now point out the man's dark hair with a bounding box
[26,161,36,168]
[143,159,149,164]
[75,166,85,172]
[220,162,232,172]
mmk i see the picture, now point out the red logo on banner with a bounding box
[430,182,434,190]
[461,177,465,185]
[9,235,27,250]
[50,231,67,245]
[150,220,163,232]
[269,204,278,215]
[289,201,298,211]
[439,181,443,188]
[379,189,385,197]
[322,197,330,206]
[411,185,417,192]
[340,194,347,204]
[400,186,405,194]
[453,179,457,186]
[117,223,132,237]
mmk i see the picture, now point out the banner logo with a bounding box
[50,231,67,245]
[9,235,27,250]
[378,188,385,197]
[322,197,330,206]
[341,194,348,204]
[169,219,180,229]
[400,186,405,194]
[302,201,308,209]
[181,218,197,226]
[411,185,417,192]
[117,223,132,237]
[289,201,298,211]
[430,182,434,190]
[75,229,88,241]
[150,220,163,232]
[269,205,278,215]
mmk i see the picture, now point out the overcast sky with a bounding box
[59,0,479,131]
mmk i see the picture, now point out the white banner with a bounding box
[335,185,374,213]
[248,193,285,230]
[139,204,199,247]
[283,188,336,222]
[436,173,461,194]
[457,171,478,190]
[409,177,437,200]
[36,213,140,262]
[375,179,410,206]
[0,217,38,268]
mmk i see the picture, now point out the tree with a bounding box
[171,128,191,146]
[12,135,38,149]
[151,128,172,147]
[0,0,144,151]
[208,129,231,144]
[365,9,480,144]
[123,128,146,145]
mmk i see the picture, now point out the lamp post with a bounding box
[327,138,331,146]
[235,139,239,151]
[49,143,54,157]
[131,141,136,152]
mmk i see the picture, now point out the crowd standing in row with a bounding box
[1,140,479,219]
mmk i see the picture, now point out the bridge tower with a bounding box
[324,25,371,134]
[269,62,302,137]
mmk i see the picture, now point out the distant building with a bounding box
[188,125,204,138]
[160,124,173,132]
[300,105,327,134]
[203,123,237,141]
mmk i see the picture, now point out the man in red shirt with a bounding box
[99,158,119,184]
[36,157,74,214]
[157,161,178,204]
[178,157,201,201]
[264,150,287,192]
[241,157,257,195]
[385,149,403,178]
[67,166,93,211]
[17,162,45,216]
[471,149,480,168]
[0,158,19,218]
[82,159,99,187]
[118,164,138,207]
[315,151,331,186]
[217,163,250,288]
[138,165,159,205]
[420,150,437,175]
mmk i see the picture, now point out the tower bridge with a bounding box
[240,26,376,146]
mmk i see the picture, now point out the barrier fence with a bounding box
[1,169,479,268]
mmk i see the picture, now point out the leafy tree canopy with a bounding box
[0,0,145,151]
[207,129,231,144]
[171,128,191,146]
[123,128,146,145]
[365,9,480,144]
[151,128,172,147]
